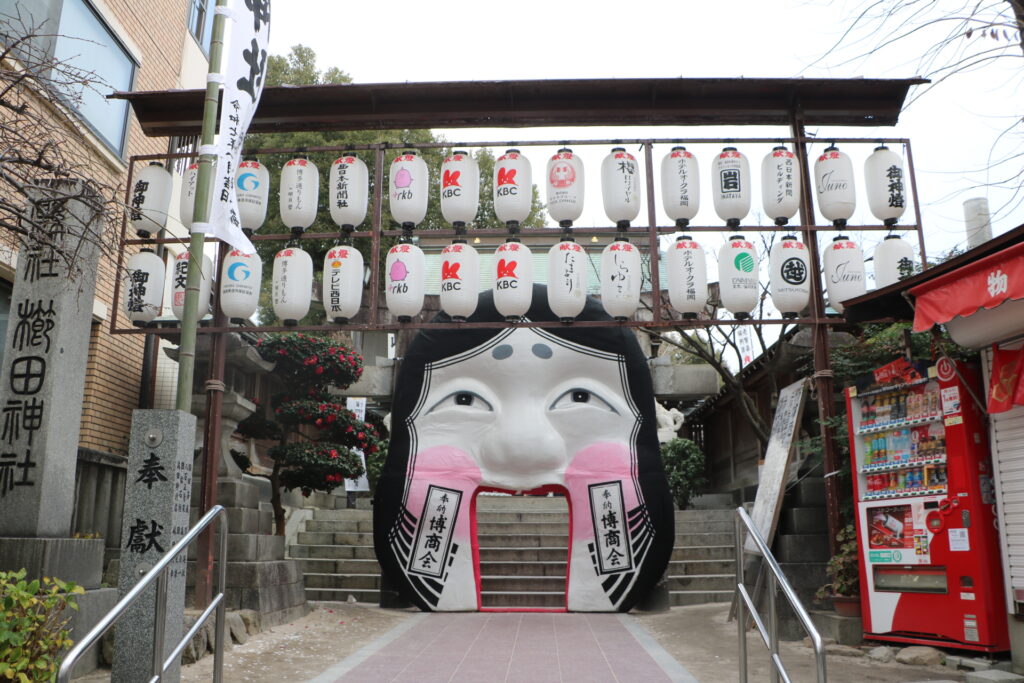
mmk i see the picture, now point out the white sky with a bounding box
[265,0,1021,369]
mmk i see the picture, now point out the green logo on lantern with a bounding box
[734,252,755,273]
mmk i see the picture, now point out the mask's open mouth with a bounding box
[471,485,572,612]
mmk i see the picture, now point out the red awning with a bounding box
[910,241,1024,331]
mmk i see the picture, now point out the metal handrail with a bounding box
[735,506,827,683]
[58,505,229,683]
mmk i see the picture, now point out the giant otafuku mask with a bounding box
[373,285,674,611]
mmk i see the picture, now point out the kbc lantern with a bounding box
[494,149,532,229]
[493,239,533,320]
[439,241,480,321]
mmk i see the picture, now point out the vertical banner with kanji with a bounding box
[199,0,271,254]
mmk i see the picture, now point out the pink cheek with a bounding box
[564,442,639,542]
[406,446,482,543]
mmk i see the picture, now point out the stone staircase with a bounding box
[288,508,381,603]
[669,507,736,606]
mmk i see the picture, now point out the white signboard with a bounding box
[345,397,370,492]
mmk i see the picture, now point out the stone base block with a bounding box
[785,477,826,508]
[810,609,864,646]
[185,560,301,590]
[772,534,829,563]
[965,671,1024,683]
[0,537,104,588]
[779,507,829,535]
[260,602,309,629]
[64,586,118,678]
[214,478,263,509]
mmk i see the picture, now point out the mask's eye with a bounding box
[427,391,493,414]
[550,388,618,414]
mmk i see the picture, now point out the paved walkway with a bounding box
[309,612,698,683]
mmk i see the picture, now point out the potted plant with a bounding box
[815,524,861,617]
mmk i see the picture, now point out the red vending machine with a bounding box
[845,357,1008,651]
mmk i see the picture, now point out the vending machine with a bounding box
[845,357,1008,651]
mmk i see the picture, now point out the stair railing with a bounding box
[734,506,827,683]
[57,505,229,683]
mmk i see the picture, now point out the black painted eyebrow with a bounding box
[492,344,513,360]
[532,344,552,359]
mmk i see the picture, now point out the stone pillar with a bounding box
[113,410,195,683]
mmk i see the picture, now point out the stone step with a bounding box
[303,573,381,590]
[288,544,377,560]
[670,545,735,561]
[479,591,566,608]
[675,508,736,522]
[475,522,569,535]
[303,519,374,533]
[477,547,571,562]
[476,534,569,548]
[673,520,735,534]
[296,531,374,546]
[475,496,570,512]
[670,590,734,606]
[291,558,382,574]
[668,559,736,576]
[666,574,735,592]
[688,493,735,510]
[475,512,570,524]
[305,587,379,603]
[478,561,567,577]
[675,532,735,547]
[480,576,566,592]
[312,508,374,521]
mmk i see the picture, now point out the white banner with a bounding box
[194,0,271,254]
[345,397,370,492]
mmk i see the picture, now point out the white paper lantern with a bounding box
[711,148,751,227]
[661,147,700,227]
[385,240,426,320]
[547,148,585,228]
[761,146,800,226]
[666,236,707,319]
[329,154,369,230]
[768,236,810,319]
[130,162,173,236]
[547,239,587,321]
[439,241,480,321]
[272,246,313,325]
[493,240,533,320]
[179,162,198,231]
[600,239,642,320]
[220,248,262,323]
[390,151,429,228]
[717,236,759,319]
[125,250,165,326]
[322,243,364,323]
[865,146,906,226]
[494,149,532,227]
[873,234,915,288]
[280,158,319,231]
[440,151,479,228]
[236,159,269,232]
[170,250,212,320]
[601,148,642,227]
[822,236,866,313]
[815,145,856,226]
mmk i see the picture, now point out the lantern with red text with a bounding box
[661,147,700,228]
[385,240,426,322]
[717,236,758,319]
[768,236,810,319]
[600,239,642,320]
[440,151,479,229]
[329,154,369,230]
[439,241,480,321]
[220,249,263,323]
[272,246,313,325]
[873,234,915,288]
[761,146,800,226]
[130,162,173,236]
[822,236,866,313]
[815,145,856,227]
[125,250,165,326]
[666,236,707,319]
[865,146,906,226]
[494,149,532,229]
[236,159,269,232]
[170,251,212,320]
[711,148,750,228]
[547,148,585,228]
[179,162,198,231]
[493,240,533,320]
[322,245,363,323]
[390,151,428,228]
[601,148,641,228]
[547,239,587,321]
[280,157,319,231]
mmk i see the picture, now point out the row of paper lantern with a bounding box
[128,143,907,238]
[125,229,914,327]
